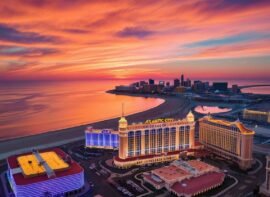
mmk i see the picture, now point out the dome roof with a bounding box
[119,117,127,123]
[187,111,195,122]
[119,116,128,129]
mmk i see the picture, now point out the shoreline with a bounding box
[0,93,165,141]
[0,94,191,160]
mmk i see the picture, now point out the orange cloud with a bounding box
[0,0,270,80]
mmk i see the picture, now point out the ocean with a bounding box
[0,80,163,140]
[0,79,269,140]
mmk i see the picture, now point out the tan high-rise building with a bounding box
[114,112,195,168]
[260,155,270,196]
[199,116,255,170]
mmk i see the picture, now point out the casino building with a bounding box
[114,111,195,168]
[7,148,84,197]
[85,126,119,149]
[199,116,255,170]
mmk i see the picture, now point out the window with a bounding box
[135,131,141,156]
[170,127,176,151]
[157,129,162,153]
[179,127,185,149]
[145,130,149,155]
[128,131,134,157]
[164,128,169,152]
[150,129,156,154]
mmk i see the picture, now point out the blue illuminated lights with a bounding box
[85,128,119,149]
[7,148,85,197]
[10,172,84,197]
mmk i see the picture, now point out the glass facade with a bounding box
[150,129,156,154]
[184,126,190,148]
[85,130,119,149]
[164,128,169,152]
[145,130,150,155]
[125,124,192,157]
[135,130,141,156]
[179,126,185,150]
[128,131,134,157]
[170,127,176,151]
[115,115,195,168]
[157,129,163,153]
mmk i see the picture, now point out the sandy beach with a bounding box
[0,94,191,160]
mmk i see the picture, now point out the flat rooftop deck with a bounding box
[7,148,83,185]
[17,151,69,177]
[171,172,225,196]
[152,165,190,182]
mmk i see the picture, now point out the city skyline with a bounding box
[1,0,270,81]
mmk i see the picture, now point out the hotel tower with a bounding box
[114,112,195,168]
[199,116,255,170]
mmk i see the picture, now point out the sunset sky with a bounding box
[0,0,270,81]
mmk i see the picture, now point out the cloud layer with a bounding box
[0,0,270,80]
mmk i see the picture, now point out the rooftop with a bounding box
[170,172,225,196]
[152,165,190,182]
[244,109,269,115]
[17,151,69,177]
[201,116,255,135]
[187,160,216,173]
[143,174,165,187]
[7,148,83,185]
[85,127,118,134]
[127,118,191,130]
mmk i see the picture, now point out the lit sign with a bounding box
[145,118,174,124]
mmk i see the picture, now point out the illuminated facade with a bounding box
[85,127,119,149]
[260,155,270,196]
[199,116,255,170]
[7,148,84,197]
[243,109,270,123]
[114,112,195,168]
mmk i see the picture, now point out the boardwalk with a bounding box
[239,84,270,89]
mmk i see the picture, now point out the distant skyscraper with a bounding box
[186,78,192,87]
[232,84,239,94]
[159,81,165,86]
[212,82,228,92]
[193,81,209,92]
[181,74,184,86]
[173,78,180,87]
[139,81,148,87]
[149,78,155,85]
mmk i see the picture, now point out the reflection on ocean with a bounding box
[194,106,232,114]
[0,80,164,140]
[0,79,269,140]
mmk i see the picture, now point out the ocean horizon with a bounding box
[0,79,269,140]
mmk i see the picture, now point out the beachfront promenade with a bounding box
[0,95,191,160]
